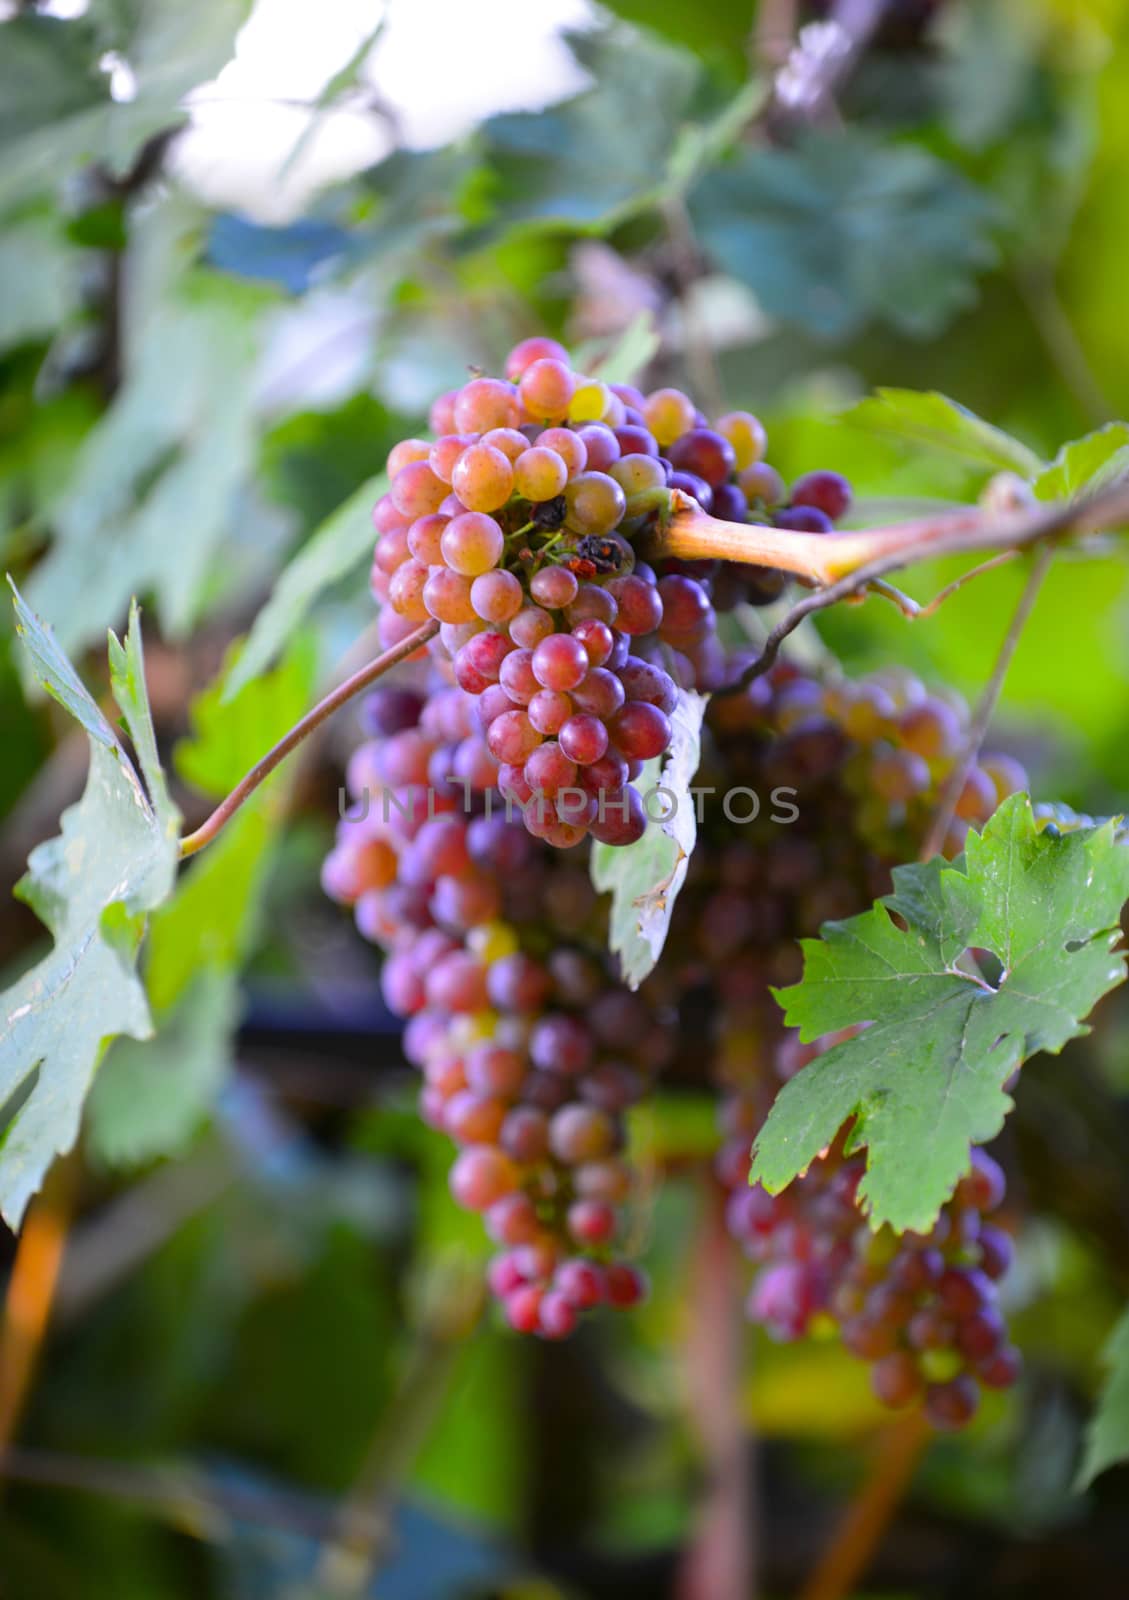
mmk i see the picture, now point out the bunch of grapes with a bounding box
[370,338,853,848]
[726,1120,1018,1430]
[322,342,1029,1427]
[323,679,665,1337]
[682,662,1024,1424]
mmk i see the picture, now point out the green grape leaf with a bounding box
[177,630,319,798]
[480,30,699,233]
[0,2,252,213]
[690,131,998,341]
[1076,1307,1129,1489]
[0,586,180,1228]
[591,690,707,989]
[88,632,318,1165]
[1033,422,1129,502]
[843,389,1044,477]
[225,473,386,700]
[85,969,238,1170]
[593,0,753,70]
[0,213,76,354]
[752,795,1129,1233]
[26,257,269,658]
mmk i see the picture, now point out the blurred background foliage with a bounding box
[2,1,1129,1596]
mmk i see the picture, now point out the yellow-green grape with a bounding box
[610,454,666,501]
[568,379,613,424]
[563,471,628,534]
[715,410,767,470]
[737,462,785,511]
[643,387,696,447]
[514,446,568,502]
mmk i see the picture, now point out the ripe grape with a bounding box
[791,469,852,520]
[515,446,568,502]
[505,335,570,382]
[530,565,579,608]
[451,444,514,513]
[644,387,696,446]
[440,512,505,576]
[519,358,575,420]
[532,633,589,692]
[471,568,524,623]
[563,471,628,534]
[454,377,519,433]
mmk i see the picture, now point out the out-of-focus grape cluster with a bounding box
[322,343,1028,1424]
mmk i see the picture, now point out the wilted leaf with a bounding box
[591,690,707,988]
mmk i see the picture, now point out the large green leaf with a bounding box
[0,588,179,1228]
[0,214,76,354]
[85,969,238,1169]
[1033,422,1129,501]
[752,796,1129,1232]
[1076,1306,1129,1489]
[26,260,269,655]
[479,30,699,233]
[225,472,385,699]
[0,2,252,213]
[591,690,707,989]
[88,633,317,1164]
[690,131,998,341]
[843,389,1045,477]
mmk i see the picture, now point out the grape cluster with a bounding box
[324,679,661,1337]
[323,345,1029,1425]
[690,662,1024,1422]
[370,339,853,848]
[727,1119,1018,1430]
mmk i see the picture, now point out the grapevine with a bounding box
[320,341,1043,1425]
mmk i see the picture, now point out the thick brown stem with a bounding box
[650,480,1129,587]
[676,1178,755,1600]
[798,1412,930,1600]
[178,620,438,860]
[0,1156,78,1456]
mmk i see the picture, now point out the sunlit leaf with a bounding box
[0,588,179,1227]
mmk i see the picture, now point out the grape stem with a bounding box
[653,480,1129,586]
[177,620,438,860]
[666,477,1129,698]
